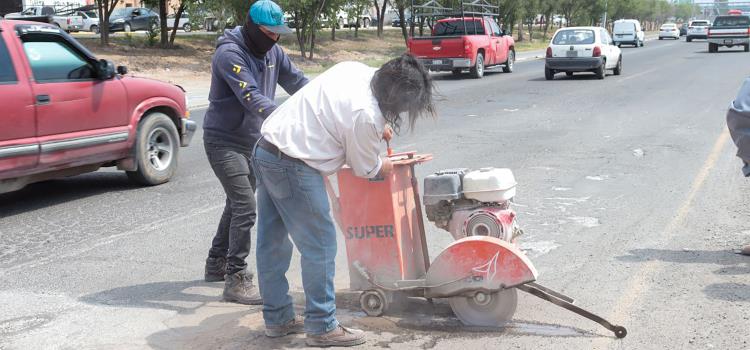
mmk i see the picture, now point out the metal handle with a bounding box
[36,95,50,104]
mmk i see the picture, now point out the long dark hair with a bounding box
[371,53,436,133]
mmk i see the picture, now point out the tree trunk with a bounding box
[309,27,317,59]
[398,5,408,45]
[169,1,185,46]
[331,24,336,41]
[373,0,388,38]
[159,0,168,48]
[294,12,306,60]
[527,21,533,41]
[543,14,551,40]
[517,20,524,41]
[308,0,328,60]
[97,2,107,46]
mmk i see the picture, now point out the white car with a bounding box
[659,23,680,40]
[75,10,100,34]
[545,26,622,80]
[612,19,644,47]
[686,20,710,42]
[167,13,192,32]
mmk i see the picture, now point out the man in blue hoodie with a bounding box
[202,0,308,304]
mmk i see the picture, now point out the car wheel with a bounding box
[565,71,573,77]
[659,37,663,40]
[640,40,644,47]
[124,23,132,32]
[596,62,606,79]
[617,43,621,48]
[470,53,485,79]
[544,67,555,80]
[613,56,622,76]
[90,25,100,34]
[363,18,370,28]
[687,36,692,42]
[452,69,463,76]
[745,45,749,52]
[151,22,158,31]
[183,23,192,32]
[502,50,515,73]
[126,112,179,186]
[709,43,717,53]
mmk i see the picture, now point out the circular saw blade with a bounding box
[448,288,518,327]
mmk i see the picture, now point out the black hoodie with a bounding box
[203,26,308,150]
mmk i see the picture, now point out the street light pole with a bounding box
[602,0,608,28]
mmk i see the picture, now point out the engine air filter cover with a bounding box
[423,168,468,205]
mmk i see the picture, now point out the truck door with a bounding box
[489,19,507,64]
[17,29,129,168]
[0,28,38,175]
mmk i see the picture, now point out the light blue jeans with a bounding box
[252,145,339,335]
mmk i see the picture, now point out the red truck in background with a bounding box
[0,20,196,194]
[407,17,515,79]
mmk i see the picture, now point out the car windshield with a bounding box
[553,29,595,45]
[111,8,130,17]
[433,20,485,36]
[713,16,750,26]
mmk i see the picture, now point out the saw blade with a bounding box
[448,288,518,327]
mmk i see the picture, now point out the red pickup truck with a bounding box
[0,20,195,194]
[407,17,515,78]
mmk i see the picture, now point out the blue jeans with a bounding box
[252,146,339,335]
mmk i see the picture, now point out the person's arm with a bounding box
[344,113,386,179]
[276,50,309,95]
[217,49,277,119]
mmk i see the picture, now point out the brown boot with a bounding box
[306,325,366,347]
[222,269,262,305]
[741,244,750,256]
[265,315,305,338]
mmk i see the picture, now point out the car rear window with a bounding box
[552,29,595,45]
[713,16,750,27]
[433,20,485,36]
[691,21,710,26]
[613,22,635,32]
[0,36,17,83]
[661,24,676,29]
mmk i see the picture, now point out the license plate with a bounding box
[566,50,578,58]
[432,60,443,65]
[724,39,733,44]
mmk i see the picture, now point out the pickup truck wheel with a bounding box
[686,36,692,42]
[91,25,100,34]
[565,72,573,77]
[124,23,132,32]
[126,113,179,186]
[613,56,622,75]
[544,68,554,80]
[745,45,749,52]
[183,23,192,32]
[502,50,515,73]
[470,53,485,79]
[363,18,370,28]
[708,43,717,53]
[452,69,463,76]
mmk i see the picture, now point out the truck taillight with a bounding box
[546,47,552,58]
[592,46,601,57]
[707,28,711,36]
[67,18,71,25]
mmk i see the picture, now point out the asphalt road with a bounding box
[1,38,749,349]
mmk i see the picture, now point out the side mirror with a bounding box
[117,65,128,75]
[97,59,116,80]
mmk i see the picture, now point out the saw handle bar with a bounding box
[516,283,628,339]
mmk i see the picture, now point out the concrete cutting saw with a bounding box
[325,151,627,338]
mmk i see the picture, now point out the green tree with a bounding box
[372,0,389,38]
[347,0,371,38]
[538,0,557,40]
[94,0,120,46]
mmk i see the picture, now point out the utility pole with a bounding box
[602,0,608,27]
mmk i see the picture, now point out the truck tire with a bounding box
[502,50,515,73]
[596,62,606,80]
[613,56,622,76]
[686,36,692,42]
[91,25,100,34]
[745,45,749,52]
[565,72,573,77]
[709,43,717,53]
[126,113,179,186]
[363,18,370,28]
[183,23,192,32]
[470,53,485,79]
[544,68,554,80]
[452,69,463,76]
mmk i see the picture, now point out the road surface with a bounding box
[1,38,749,349]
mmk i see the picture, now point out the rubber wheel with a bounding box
[449,289,518,327]
[470,53,485,79]
[687,37,692,42]
[502,50,515,73]
[617,43,621,48]
[596,63,606,80]
[183,23,192,32]
[613,56,622,76]
[640,40,644,47]
[363,18,369,28]
[659,37,663,40]
[126,113,179,186]
[709,43,717,53]
[124,23,131,32]
[545,67,554,80]
[451,68,463,76]
[360,290,388,317]
[91,25,99,34]
[745,45,749,52]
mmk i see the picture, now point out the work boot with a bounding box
[306,325,366,347]
[222,269,262,305]
[204,256,227,282]
[741,244,750,256]
[265,315,305,338]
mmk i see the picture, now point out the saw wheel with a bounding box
[448,288,518,327]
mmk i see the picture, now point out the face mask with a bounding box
[242,16,278,59]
